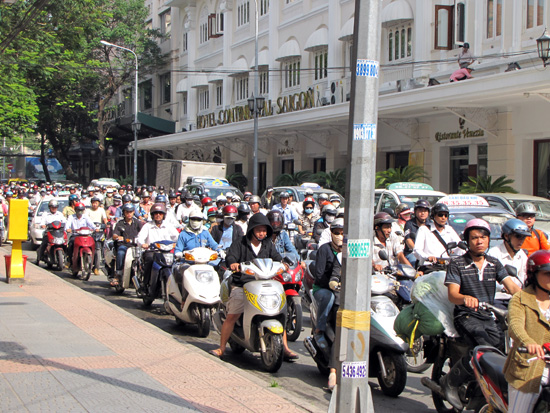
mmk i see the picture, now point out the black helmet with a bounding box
[122,194,132,203]
[168,191,177,199]
[431,203,450,218]
[321,204,337,217]
[122,203,135,212]
[382,207,396,219]
[246,213,273,239]
[237,202,251,215]
[374,212,395,229]
[414,199,431,210]
[266,210,284,233]
[91,196,101,203]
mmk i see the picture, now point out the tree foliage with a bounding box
[459,175,518,194]
[275,171,313,186]
[312,168,347,195]
[375,166,428,188]
[227,172,248,192]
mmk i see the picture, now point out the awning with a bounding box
[276,39,301,62]
[381,0,414,27]
[176,78,188,93]
[229,57,249,77]
[208,69,224,83]
[138,112,176,134]
[189,73,209,88]
[250,49,269,68]
[305,27,328,52]
[338,17,354,41]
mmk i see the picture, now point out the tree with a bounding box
[312,168,347,195]
[375,166,428,188]
[227,172,248,192]
[459,175,518,194]
[275,171,313,186]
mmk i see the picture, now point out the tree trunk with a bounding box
[39,133,52,183]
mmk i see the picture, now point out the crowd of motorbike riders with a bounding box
[4,180,550,411]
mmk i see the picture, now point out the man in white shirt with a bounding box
[66,202,96,266]
[176,193,201,224]
[488,218,530,298]
[35,199,66,265]
[86,196,108,225]
[413,203,463,267]
[372,212,412,270]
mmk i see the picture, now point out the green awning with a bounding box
[138,112,176,134]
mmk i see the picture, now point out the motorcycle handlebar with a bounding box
[478,302,508,319]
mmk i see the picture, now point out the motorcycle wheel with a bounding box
[406,336,431,374]
[286,296,303,342]
[56,249,64,271]
[229,338,245,354]
[377,352,408,398]
[260,331,284,373]
[196,307,211,338]
[79,254,92,281]
[431,352,462,413]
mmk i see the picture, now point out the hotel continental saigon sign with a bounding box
[196,89,316,129]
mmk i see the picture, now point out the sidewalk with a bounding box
[0,249,314,413]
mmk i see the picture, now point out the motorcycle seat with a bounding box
[479,352,508,392]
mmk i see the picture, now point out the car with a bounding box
[89,177,120,189]
[28,197,69,248]
[185,179,243,200]
[375,182,446,213]
[474,193,550,236]
[437,195,515,242]
[261,183,345,207]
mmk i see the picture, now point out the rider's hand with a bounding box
[142,243,148,249]
[428,256,437,263]
[373,264,383,272]
[112,234,119,240]
[463,295,479,310]
[230,263,240,272]
[527,344,546,359]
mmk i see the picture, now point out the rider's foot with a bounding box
[314,333,328,350]
[328,370,337,391]
[209,348,225,359]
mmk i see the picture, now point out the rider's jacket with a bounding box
[174,226,218,254]
[113,218,144,246]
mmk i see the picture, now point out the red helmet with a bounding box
[201,197,213,207]
[207,206,218,217]
[74,202,85,211]
[527,250,550,274]
[222,205,238,217]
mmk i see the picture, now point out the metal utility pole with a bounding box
[252,0,260,195]
[330,1,381,412]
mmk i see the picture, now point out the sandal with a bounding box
[209,349,225,360]
[109,278,119,287]
[284,351,299,361]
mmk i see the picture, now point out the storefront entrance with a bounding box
[450,146,469,193]
[534,140,550,198]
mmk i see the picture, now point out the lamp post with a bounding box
[537,29,550,66]
[251,0,260,195]
[100,40,140,189]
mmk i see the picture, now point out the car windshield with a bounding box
[203,187,243,199]
[295,189,345,206]
[36,199,69,216]
[506,199,550,221]
[398,195,445,209]
[448,211,514,240]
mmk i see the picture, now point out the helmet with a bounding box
[463,218,491,240]
[321,204,337,217]
[225,191,234,198]
[502,218,531,238]
[74,202,85,211]
[113,194,122,201]
[243,191,252,199]
[48,200,58,208]
[527,250,550,274]
[150,203,166,215]
[232,195,241,202]
[374,212,395,228]
[431,203,450,218]
[266,210,284,232]
[5,191,12,197]
[141,191,150,198]
[87,186,94,192]
[331,218,345,231]
[222,205,238,217]
[147,186,154,192]
[336,207,345,218]
[155,195,167,204]
[414,199,431,210]
[91,196,101,203]
[122,203,135,212]
[329,194,340,202]
[237,202,251,215]
[207,206,218,217]
[249,195,261,204]
[168,191,177,199]
[201,197,213,207]
[319,193,329,201]
[106,188,115,193]
[382,208,396,219]
[184,192,194,200]
[305,188,314,196]
[279,191,290,199]
[216,195,227,202]
[69,194,79,203]
[159,185,165,191]
[132,196,140,203]
[303,198,315,208]
[395,203,411,216]
[247,213,273,239]
[516,202,538,216]
[188,210,204,220]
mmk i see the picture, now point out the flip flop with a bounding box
[209,349,225,360]
[109,278,119,287]
[284,352,299,361]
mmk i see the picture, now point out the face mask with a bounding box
[224,217,235,226]
[232,202,240,207]
[216,217,223,224]
[189,219,202,230]
[331,233,344,247]
[208,216,216,223]
[332,202,340,208]
[186,200,193,206]
[325,215,335,224]
[305,208,314,214]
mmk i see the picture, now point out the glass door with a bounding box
[450,146,469,193]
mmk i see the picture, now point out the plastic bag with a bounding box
[394,302,445,344]
[411,271,458,337]
[394,304,416,342]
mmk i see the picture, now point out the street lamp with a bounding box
[537,28,550,67]
[100,40,140,189]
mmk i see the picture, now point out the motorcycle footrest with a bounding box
[304,336,317,358]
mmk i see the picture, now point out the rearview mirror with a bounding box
[378,250,389,261]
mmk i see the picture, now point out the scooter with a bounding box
[70,227,95,281]
[92,222,107,274]
[273,252,303,342]
[104,238,141,294]
[134,240,176,307]
[41,220,67,271]
[165,247,220,337]
[213,258,287,373]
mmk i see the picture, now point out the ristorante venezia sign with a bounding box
[196,89,316,129]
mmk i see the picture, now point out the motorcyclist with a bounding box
[267,210,299,262]
[372,212,412,271]
[35,199,66,265]
[215,194,227,209]
[205,207,218,230]
[234,202,251,234]
[442,218,521,410]
[104,188,115,208]
[329,194,341,209]
[174,209,218,255]
[272,192,298,225]
[139,191,153,216]
[111,203,144,286]
[210,205,244,250]
[260,186,275,210]
[516,202,550,256]
[176,192,202,225]
[504,250,550,413]
[200,196,213,216]
[209,213,288,359]
[115,194,133,219]
[248,195,267,215]
[403,199,432,267]
[66,202,96,267]
[395,203,412,234]
[298,198,319,244]
[86,196,108,225]
[136,203,179,290]
[132,196,147,221]
[63,194,79,218]
[413,203,463,270]
[312,204,337,244]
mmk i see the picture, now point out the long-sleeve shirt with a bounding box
[175,227,219,253]
[136,221,179,246]
[66,214,95,232]
[40,211,66,227]
[413,223,463,263]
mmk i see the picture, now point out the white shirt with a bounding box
[318,227,332,247]
[176,203,201,223]
[413,223,463,263]
[40,211,66,227]
[488,242,528,297]
[137,220,179,246]
[86,207,107,223]
[373,233,404,267]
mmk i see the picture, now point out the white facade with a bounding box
[131,0,550,196]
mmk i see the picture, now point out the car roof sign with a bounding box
[387,182,434,191]
[437,194,490,207]
[300,182,321,189]
[205,179,229,187]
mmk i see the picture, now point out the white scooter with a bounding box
[213,258,287,373]
[165,247,221,337]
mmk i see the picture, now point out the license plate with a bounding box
[341,361,367,379]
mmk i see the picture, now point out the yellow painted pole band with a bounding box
[336,309,370,331]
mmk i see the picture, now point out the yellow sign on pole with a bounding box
[6,199,28,283]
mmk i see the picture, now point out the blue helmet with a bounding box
[155,195,167,204]
[69,194,79,203]
[502,218,531,238]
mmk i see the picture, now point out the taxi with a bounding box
[375,182,446,213]
[185,179,243,200]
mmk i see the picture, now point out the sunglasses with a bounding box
[436,213,449,217]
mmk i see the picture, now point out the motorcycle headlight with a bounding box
[295,271,302,282]
[195,270,215,283]
[282,272,292,282]
[163,253,174,265]
[370,300,399,318]
[258,293,281,311]
[54,237,64,245]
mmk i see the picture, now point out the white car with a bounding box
[28,197,69,248]
[375,182,446,213]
